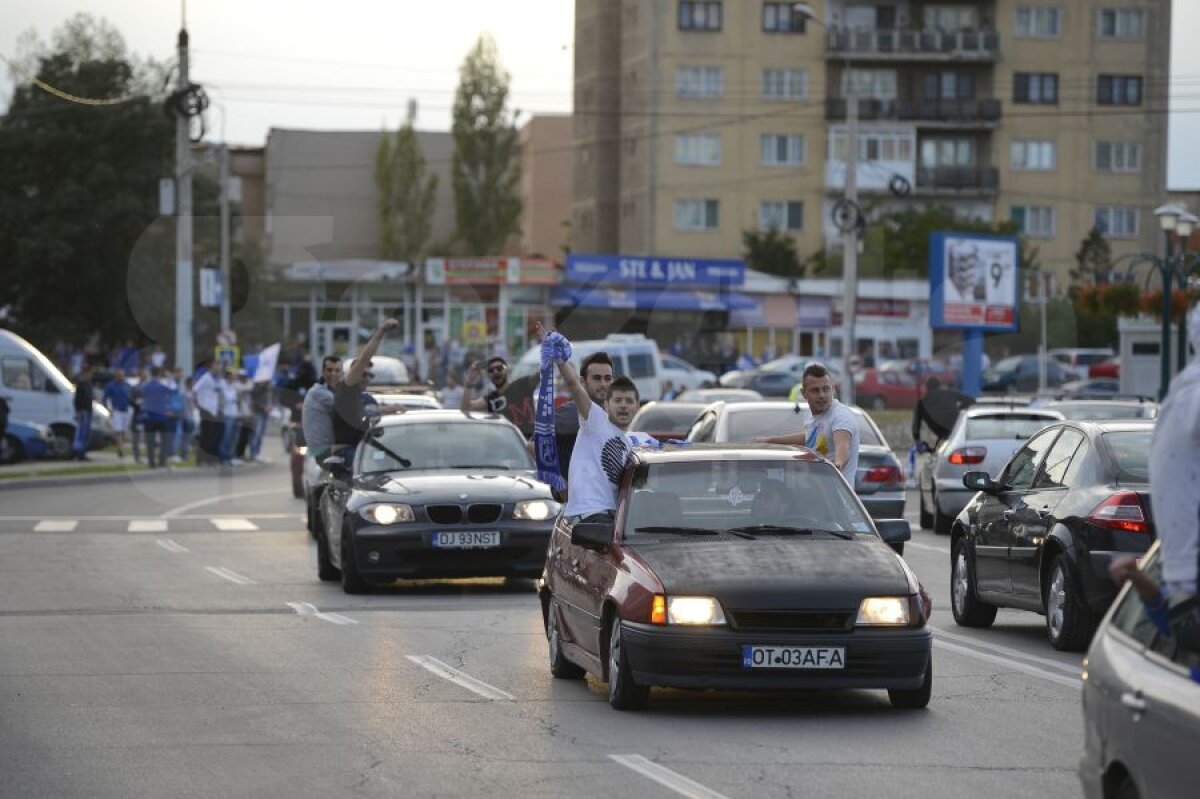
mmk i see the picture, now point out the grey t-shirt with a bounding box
[806,399,860,485]
[301,381,335,454]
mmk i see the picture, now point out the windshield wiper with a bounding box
[634,525,718,536]
[365,437,411,468]
[726,525,855,540]
[448,464,511,470]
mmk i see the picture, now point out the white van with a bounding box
[510,333,666,402]
[0,329,111,454]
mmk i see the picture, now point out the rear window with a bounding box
[966,414,1056,440]
[726,407,882,445]
[633,406,700,435]
[1102,431,1152,482]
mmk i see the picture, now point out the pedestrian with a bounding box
[911,376,974,448]
[174,375,196,463]
[138,367,173,468]
[193,360,222,465]
[71,362,95,461]
[149,344,167,370]
[440,373,463,410]
[755,363,855,484]
[218,367,241,466]
[460,356,538,437]
[547,352,616,500]
[101,367,133,458]
[329,318,399,465]
[248,378,271,463]
[129,368,146,464]
[234,371,254,463]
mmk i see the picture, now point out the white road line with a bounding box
[155,538,190,553]
[33,520,77,532]
[204,566,256,586]
[907,541,949,553]
[159,488,290,519]
[609,755,731,799]
[933,627,1082,675]
[405,655,515,701]
[287,602,359,626]
[934,639,1081,689]
[211,518,258,532]
[129,520,168,533]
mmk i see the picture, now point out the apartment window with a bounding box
[843,69,898,101]
[1098,8,1146,38]
[1011,205,1056,237]
[1095,141,1142,172]
[1095,206,1140,238]
[762,2,807,32]
[921,137,976,167]
[1098,75,1143,106]
[762,68,808,100]
[923,70,975,101]
[674,133,722,166]
[830,129,915,162]
[924,6,980,30]
[676,66,724,98]
[760,134,806,166]
[674,199,720,231]
[1010,140,1056,171]
[679,1,723,31]
[1016,6,1061,37]
[759,201,804,231]
[1013,72,1058,104]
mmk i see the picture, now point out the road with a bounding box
[0,462,1086,798]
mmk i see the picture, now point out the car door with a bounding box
[1009,428,1085,599]
[320,466,353,560]
[1133,619,1200,798]
[686,410,717,443]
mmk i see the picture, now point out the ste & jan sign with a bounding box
[565,254,745,287]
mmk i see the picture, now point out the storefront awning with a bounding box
[551,285,759,313]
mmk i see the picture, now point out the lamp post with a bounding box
[1153,204,1183,397]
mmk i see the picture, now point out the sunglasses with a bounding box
[487,365,507,374]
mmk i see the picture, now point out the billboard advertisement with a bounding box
[929,232,1020,332]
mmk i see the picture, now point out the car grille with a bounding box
[728,610,854,632]
[426,505,463,525]
[467,503,503,524]
[424,504,504,525]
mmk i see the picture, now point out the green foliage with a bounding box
[741,227,802,278]
[1072,227,1113,286]
[376,99,438,265]
[450,36,522,255]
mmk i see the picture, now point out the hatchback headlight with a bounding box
[359,503,415,525]
[513,499,561,521]
[856,596,910,626]
[666,596,727,626]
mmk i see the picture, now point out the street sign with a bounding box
[929,232,1020,332]
[199,266,223,308]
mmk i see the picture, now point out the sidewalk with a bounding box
[0,448,269,490]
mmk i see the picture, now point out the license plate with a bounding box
[742,645,845,669]
[431,531,500,549]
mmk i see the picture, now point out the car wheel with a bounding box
[1,434,25,465]
[340,529,370,595]
[951,541,997,628]
[547,602,585,680]
[607,616,649,710]
[316,528,340,582]
[48,424,74,458]
[1045,556,1096,652]
[933,492,952,536]
[888,655,932,709]
[1113,773,1140,799]
[307,492,324,540]
[918,491,933,530]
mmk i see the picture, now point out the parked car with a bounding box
[629,401,706,441]
[676,388,763,404]
[0,418,54,464]
[317,410,559,593]
[950,420,1156,651]
[1051,379,1121,399]
[982,355,1076,393]
[374,393,443,411]
[918,405,1065,535]
[512,333,666,403]
[686,401,908,524]
[1088,357,1120,379]
[1033,399,1157,421]
[1049,348,1115,374]
[719,369,799,398]
[853,368,921,410]
[719,354,841,388]
[538,444,928,710]
[1079,542,1200,799]
[660,354,716,391]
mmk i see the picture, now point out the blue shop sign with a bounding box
[565,254,745,287]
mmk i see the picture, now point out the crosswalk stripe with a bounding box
[34,520,77,532]
[128,520,168,533]
[211,518,258,532]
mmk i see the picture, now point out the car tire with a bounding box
[951,541,997,628]
[607,616,649,711]
[316,528,340,582]
[1113,773,1140,799]
[918,491,933,530]
[1,434,25,465]
[1045,556,1096,652]
[888,656,932,709]
[547,602,585,680]
[933,493,952,536]
[48,423,74,459]
[307,491,324,540]
[340,529,370,595]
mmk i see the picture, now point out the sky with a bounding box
[3,1,1200,187]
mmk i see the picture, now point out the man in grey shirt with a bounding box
[302,356,342,462]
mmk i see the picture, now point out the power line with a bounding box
[0,53,145,106]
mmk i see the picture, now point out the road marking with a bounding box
[907,541,949,553]
[155,538,190,553]
[129,519,168,533]
[405,655,515,701]
[204,566,256,585]
[33,520,77,532]
[609,754,730,799]
[933,627,1082,675]
[160,488,290,518]
[211,518,258,532]
[287,601,358,626]
[934,639,1081,689]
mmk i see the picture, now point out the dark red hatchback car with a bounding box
[538,444,932,710]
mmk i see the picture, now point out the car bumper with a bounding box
[620,621,932,691]
[933,485,973,518]
[1081,544,1151,613]
[860,492,905,520]
[348,522,552,580]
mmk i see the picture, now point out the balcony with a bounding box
[825,97,1002,127]
[826,28,999,62]
[915,166,999,195]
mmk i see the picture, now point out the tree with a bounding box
[741,227,802,278]
[1072,226,1113,286]
[375,99,438,265]
[450,36,522,255]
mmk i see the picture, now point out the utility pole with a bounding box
[174,26,194,371]
[218,143,232,331]
[841,63,859,405]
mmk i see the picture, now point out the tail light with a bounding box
[863,465,905,488]
[1087,492,1150,533]
[947,447,986,465]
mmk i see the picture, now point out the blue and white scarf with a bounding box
[534,332,571,493]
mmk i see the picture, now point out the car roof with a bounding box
[632,443,826,465]
[374,409,513,427]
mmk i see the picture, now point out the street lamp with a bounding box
[1153,203,1183,396]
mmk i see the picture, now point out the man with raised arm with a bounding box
[329,318,400,463]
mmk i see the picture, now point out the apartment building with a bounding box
[572,0,1170,287]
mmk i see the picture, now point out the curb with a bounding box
[0,462,270,492]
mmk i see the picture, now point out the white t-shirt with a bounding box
[193,372,219,416]
[805,399,860,485]
[564,401,633,518]
[1149,361,1200,594]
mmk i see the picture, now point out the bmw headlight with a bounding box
[359,503,415,525]
[513,499,561,521]
[855,597,910,626]
[665,596,726,626]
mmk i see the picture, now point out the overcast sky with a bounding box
[3,1,1200,187]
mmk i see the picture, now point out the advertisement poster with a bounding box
[929,233,1019,332]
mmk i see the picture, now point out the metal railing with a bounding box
[915,166,999,192]
[826,27,1000,58]
[825,97,1002,124]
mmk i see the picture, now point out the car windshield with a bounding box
[633,406,701,435]
[725,407,882,445]
[623,459,874,537]
[966,414,1055,440]
[1102,431,1153,482]
[359,422,533,473]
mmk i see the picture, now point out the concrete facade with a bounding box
[517,115,573,258]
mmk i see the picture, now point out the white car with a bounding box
[375,393,442,411]
[718,353,842,388]
[660,354,716,391]
[511,333,666,402]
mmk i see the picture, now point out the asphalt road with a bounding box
[0,461,1088,799]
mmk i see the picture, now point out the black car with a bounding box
[317,410,560,593]
[982,355,1075,393]
[719,369,797,398]
[950,420,1155,651]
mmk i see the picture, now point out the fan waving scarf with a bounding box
[534,332,572,493]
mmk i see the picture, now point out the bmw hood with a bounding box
[355,470,551,503]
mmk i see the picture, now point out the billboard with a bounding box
[929,232,1019,332]
[564,254,745,287]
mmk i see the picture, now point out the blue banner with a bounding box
[565,254,745,287]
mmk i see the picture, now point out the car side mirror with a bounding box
[571,520,613,551]
[875,519,911,545]
[962,471,997,493]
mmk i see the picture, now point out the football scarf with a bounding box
[534,332,571,493]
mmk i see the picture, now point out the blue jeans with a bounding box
[174,417,195,460]
[72,410,92,456]
[249,412,268,459]
[219,418,238,463]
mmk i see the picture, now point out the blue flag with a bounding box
[534,332,572,493]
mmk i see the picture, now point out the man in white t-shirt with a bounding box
[755,362,860,485]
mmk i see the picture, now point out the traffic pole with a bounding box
[174,26,194,371]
